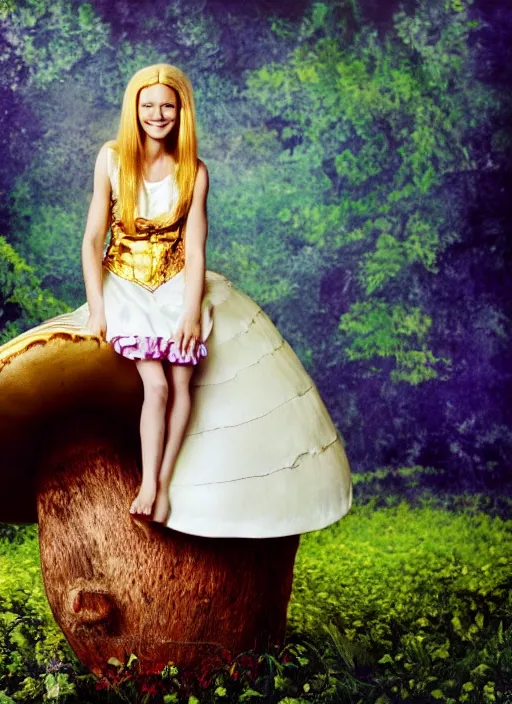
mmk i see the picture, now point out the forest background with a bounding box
[0,0,511,701]
[0,0,510,492]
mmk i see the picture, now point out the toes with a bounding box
[129,489,156,515]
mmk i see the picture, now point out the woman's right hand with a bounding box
[85,309,107,340]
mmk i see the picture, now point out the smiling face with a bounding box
[137,83,178,141]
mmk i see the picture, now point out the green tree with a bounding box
[242,0,492,383]
[0,237,69,342]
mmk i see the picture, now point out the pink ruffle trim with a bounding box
[110,335,208,365]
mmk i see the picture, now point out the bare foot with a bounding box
[129,481,157,517]
[151,485,171,524]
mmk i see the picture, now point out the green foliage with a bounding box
[361,213,446,295]
[243,0,497,385]
[289,499,512,702]
[8,187,90,304]
[0,237,70,341]
[0,530,77,697]
[338,300,447,383]
[1,0,109,88]
[0,501,511,702]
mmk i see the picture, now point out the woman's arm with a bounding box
[174,160,209,357]
[81,143,112,321]
[183,160,209,319]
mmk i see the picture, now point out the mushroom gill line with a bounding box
[189,383,315,436]
[176,436,340,486]
[215,308,265,348]
[193,337,287,388]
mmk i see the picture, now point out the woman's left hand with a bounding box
[174,314,202,358]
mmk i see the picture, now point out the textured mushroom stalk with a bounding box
[35,412,299,676]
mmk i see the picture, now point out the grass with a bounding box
[0,478,510,703]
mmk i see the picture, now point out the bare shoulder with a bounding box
[195,158,209,192]
[93,141,114,191]
[197,158,209,179]
[103,139,117,154]
[97,140,117,166]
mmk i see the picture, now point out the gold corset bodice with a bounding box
[103,198,185,291]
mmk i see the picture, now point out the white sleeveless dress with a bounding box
[102,147,213,364]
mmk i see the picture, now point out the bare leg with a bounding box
[129,359,168,517]
[152,362,195,524]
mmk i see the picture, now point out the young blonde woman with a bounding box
[82,65,212,524]
[81,63,353,534]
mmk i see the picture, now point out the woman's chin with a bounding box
[142,128,174,141]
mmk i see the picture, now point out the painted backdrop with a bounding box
[0,0,510,702]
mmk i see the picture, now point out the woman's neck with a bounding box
[141,139,175,178]
[143,137,168,163]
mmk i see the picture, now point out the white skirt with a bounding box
[102,267,214,365]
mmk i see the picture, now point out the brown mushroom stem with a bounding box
[35,410,300,677]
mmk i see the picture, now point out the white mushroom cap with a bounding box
[0,271,353,534]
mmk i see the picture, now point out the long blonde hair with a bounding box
[107,64,198,235]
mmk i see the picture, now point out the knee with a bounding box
[171,370,193,398]
[143,380,168,405]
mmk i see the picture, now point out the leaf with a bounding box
[0,693,17,703]
[238,688,264,700]
[126,652,139,668]
[378,653,394,665]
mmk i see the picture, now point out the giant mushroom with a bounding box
[0,270,352,676]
